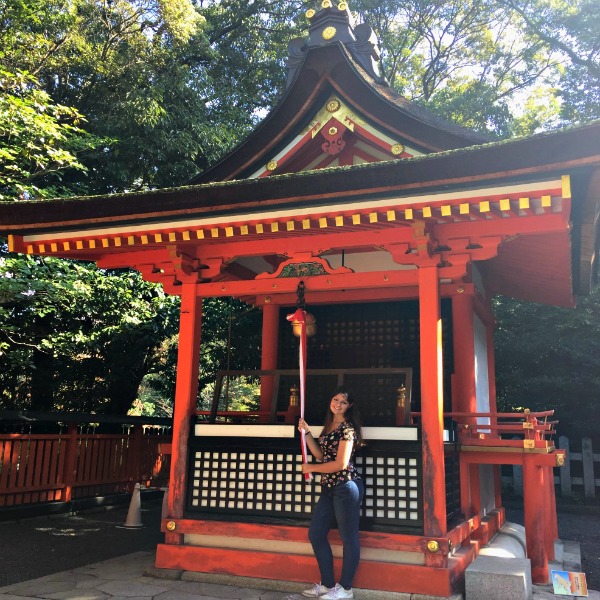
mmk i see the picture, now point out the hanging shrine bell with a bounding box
[291,280,317,337]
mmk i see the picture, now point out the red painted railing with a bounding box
[0,426,171,507]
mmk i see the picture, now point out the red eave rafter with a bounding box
[11,177,570,259]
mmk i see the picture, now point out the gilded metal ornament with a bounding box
[322,26,336,40]
[266,160,278,171]
[280,262,327,278]
[338,2,348,9]
[322,0,333,7]
[166,521,177,531]
[427,540,440,553]
[306,8,316,19]
[556,454,565,467]
[328,126,338,136]
[391,143,405,155]
[326,99,341,113]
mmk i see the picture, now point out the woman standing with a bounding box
[298,387,364,600]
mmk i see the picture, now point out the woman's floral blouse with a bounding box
[318,421,360,488]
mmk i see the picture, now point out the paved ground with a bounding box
[0,496,165,588]
[0,496,598,599]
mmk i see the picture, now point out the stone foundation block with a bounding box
[465,556,532,600]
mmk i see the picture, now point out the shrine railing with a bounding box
[0,413,172,510]
[410,409,558,450]
[452,409,558,451]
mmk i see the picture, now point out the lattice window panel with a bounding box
[278,300,455,416]
[356,454,421,524]
[189,444,423,531]
[189,450,320,517]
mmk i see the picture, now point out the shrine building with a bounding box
[1,2,600,597]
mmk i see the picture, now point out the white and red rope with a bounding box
[286,307,312,482]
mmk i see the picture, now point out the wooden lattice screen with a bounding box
[278,300,454,423]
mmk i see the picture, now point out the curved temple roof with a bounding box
[1,1,599,306]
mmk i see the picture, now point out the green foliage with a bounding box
[134,297,262,417]
[497,0,600,125]
[0,69,101,201]
[493,287,600,438]
[0,0,308,193]
[0,249,181,414]
[199,376,261,416]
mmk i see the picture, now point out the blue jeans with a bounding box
[308,479,364,589]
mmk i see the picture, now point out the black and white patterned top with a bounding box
[318,421,360,488]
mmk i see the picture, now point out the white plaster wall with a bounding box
[474,313,491,426]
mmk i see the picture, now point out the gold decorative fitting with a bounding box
[326,99,341,113]
[166,521,177,531]
[427,540,440,553]
[338,2,348,9]
[289,384,299,407]
[306,8,316,18]
[264,296,271,303]
[391,143,405,155]
[457,286,465,294]
[523,440,535,449]
[322,0,333,7]
[328,126,338,135]
[556,454,565,467]
[266,160,278,171]
[522,422,534,429]
[322,26,336,40]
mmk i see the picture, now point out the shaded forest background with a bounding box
[1,0,599,437]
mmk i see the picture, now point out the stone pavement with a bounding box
[1,549,599,600]
[0,496,598,600]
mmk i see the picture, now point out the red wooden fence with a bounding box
[0,426,171,507]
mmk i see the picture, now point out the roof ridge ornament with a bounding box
[285,2,388,88]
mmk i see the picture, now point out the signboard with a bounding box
[551,570,588,596]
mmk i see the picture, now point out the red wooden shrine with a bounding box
[2,3,600,597]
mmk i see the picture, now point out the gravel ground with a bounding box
[1,497,598,591]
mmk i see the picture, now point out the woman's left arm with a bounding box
[302,439,353,474]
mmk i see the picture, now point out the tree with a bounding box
[497,0,600,124]
[493,287,600,439]
[353,0,564,135]
[0,69,100,201]
[0,0,309,193]
[0,251,181,414]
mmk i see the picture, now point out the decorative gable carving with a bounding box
[250,96,422,177]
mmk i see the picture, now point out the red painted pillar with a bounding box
[545,465,558,560]
[260,303,280,422]
[62,424,79,502]
[523,454,548,583]
[166,284,202,543]
[419,266,447,541]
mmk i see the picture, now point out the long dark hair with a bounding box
[320,386,363,447]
